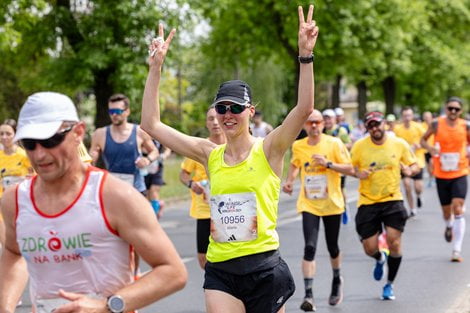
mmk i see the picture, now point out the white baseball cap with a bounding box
[322,109,336,118]
[14,92,79,141]
[334,107,344,116]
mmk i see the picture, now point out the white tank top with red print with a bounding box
[15,167,133,307]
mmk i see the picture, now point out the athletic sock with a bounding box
[372,250,385,262]
[446,218,454,228]
[304,278,314,298]
[150,200,161,215]
[387,255,402,283]
[453,215,466,252]
[332,268,341,283]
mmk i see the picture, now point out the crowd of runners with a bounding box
[0,5,469,313]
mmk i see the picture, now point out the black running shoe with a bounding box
[300,297,316,312]
[445,226,453,243]
[329,276,343,306]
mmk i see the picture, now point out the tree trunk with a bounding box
[382,76,396,115]
[93,67,115,128]
[332,74,341,108]
[357,80,367,120]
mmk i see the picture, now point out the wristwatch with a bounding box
[107,295,125,313]
[326,161,333,169]
[187,180,193,188]
[298,53,314,64]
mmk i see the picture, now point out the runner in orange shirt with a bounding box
[421,97,470,262]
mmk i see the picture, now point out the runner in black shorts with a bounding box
[351,111,418,300]
[144,140,171,219]
[421,97,470,262]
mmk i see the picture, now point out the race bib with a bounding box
[210,192,257,243]
[2,176,25,189]
[304,175,328,199]
[110,172,134,186]
[440,153,460,172]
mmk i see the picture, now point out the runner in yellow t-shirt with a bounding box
[179,107,225,269]
[351,111,418,301]
[0,119,34,249]
[283,110,353,311]
[394,107,426,218]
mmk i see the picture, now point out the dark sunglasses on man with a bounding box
[366,121,382,130]
[20,125,75,151]
[214,103,249,115]
[446,106,461,113]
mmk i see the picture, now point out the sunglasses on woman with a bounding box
[20,126,74,151]
[214,103,248,115]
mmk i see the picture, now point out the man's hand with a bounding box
[53,290,107,313]
[191,182,205,196]
[282,181,294,195]
[148,23,176,69]
[298,5,319,56]
[400,163,413,177]
[356,169,371,180]
[135,156,151,169]
[312,154,327,167]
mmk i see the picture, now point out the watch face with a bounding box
[108,296,125,313]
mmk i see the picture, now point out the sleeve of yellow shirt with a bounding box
[291,141,302,168]
[181,158,195,172]
[400,139,417,166]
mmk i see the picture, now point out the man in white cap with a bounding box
[323,109,351,150]
[0,92,186,313]
[334,107,351,135]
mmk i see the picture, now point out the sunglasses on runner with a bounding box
[366,121,382,130]
[20,126,74,151]
[108,108,125,115]
[214,103,249,115]
[306,120,323,125]
[446,106,461,113]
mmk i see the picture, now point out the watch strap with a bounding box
[298,53,314,64]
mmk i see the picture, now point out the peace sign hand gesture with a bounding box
[298,5,319,56]
[148,23,176,69]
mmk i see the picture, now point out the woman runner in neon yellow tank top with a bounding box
[141,5,319,313]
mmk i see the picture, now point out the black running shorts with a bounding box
[436,175,468,206]
[204,251,295,313]
[401,168,423,180]
[355,200,408,241]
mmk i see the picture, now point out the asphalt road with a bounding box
[13,177,470,313]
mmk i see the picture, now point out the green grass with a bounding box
[159,150,292,202]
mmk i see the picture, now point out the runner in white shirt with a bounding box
[0,92,186,313]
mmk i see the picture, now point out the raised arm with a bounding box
[264,5,318,160]
[0,188,29,313]
[140,24,215,165]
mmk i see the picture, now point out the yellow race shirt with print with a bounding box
[291,136,351,216]
[0,147,31,197]
[181,158,210,219]
[351,136,416,206]
[394,121,426,168]
[206,139,280,263]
